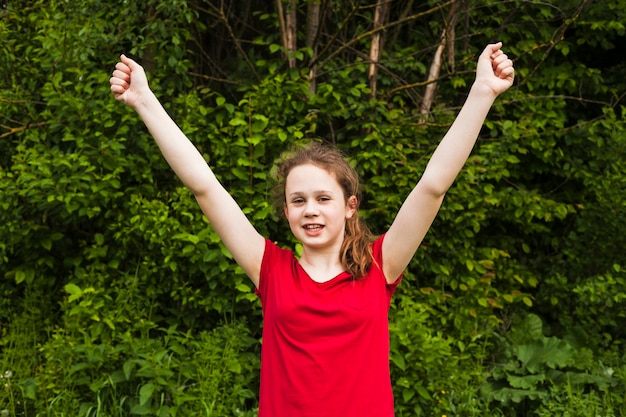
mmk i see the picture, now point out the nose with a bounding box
[303,200,319,217]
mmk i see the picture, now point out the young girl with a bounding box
[110,43,514,416]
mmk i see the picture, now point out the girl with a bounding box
[110,42,514,416]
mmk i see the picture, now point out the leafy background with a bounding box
[1,0,625,416]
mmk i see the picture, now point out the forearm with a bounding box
[420,82,498,195]
[134,92,216,195]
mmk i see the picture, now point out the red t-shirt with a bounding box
[256,234,400,417]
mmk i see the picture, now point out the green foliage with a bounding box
[482,314,624,415]
[2,282,258,416]
[390,296,495,416]
[1,0,625,415]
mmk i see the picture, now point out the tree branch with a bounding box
[313,0,453,70]
[0,122,49,139]
[217,2,260,81]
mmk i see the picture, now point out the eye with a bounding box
[292,198,305,204]
[318,196,331,202]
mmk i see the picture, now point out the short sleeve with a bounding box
[372,233,402,300]
[255,238,291,307]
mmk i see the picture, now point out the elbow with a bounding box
[417,177,449,199]
[190,185,210,199]
[187,172,220,198]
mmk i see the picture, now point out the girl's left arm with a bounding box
[382,42,515,283]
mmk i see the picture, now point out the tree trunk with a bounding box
[369,0,390,99]
[306,0,322,94]
[276,0,298,68]
[420,0,460,121]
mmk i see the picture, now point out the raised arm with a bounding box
[110,55,265,287]
[382,43,515,283]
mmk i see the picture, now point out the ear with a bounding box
[345,195,358,219]
[283,203,289,218]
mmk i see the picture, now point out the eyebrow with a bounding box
[287,190,336,198]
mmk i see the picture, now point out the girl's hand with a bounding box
[109,54,151,109]
[475,42,515,96]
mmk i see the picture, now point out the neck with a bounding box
[299,248,345,283]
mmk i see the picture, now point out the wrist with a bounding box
[133,90,159,114]
[468,82,499,104]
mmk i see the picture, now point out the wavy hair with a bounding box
[272,141,376,279]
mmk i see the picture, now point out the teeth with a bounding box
[304,225,321,230]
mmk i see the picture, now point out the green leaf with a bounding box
[269,43,281,53]
[235,282,252,293]
[506,374,545,389]
[251,115,269,132]
[416,385,431,400]
[15,269,26,284]
[226,359,241,374]
[64,283,83,302]
[390,351,406,371]
[123,360,135,381]
[402,388,415,402]
[130,402,152,415]
[41,238,52,250]
[21,379,38,401]
[139,382,156,406]
[515,338,574,373]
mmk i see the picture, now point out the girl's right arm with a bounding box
[110,54,265,287]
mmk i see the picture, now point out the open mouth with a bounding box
[303,224,323,231]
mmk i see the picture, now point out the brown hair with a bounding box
[272,141,376,278]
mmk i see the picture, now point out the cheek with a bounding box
[284,206,299,224]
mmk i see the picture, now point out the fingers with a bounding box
[109,55,141,85]
[483,42,514,80]
[493,53,514,79]
[109,54,151,106]
[111,71,129,85]
[109,83,126,96]
[474,43,515,95]
[109,56,136,96]
[482,41,502,58]
[110,63,130,94]
[121,54,142,71]
[497,63,515,79]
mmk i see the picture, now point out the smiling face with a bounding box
[284,164,357,252]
